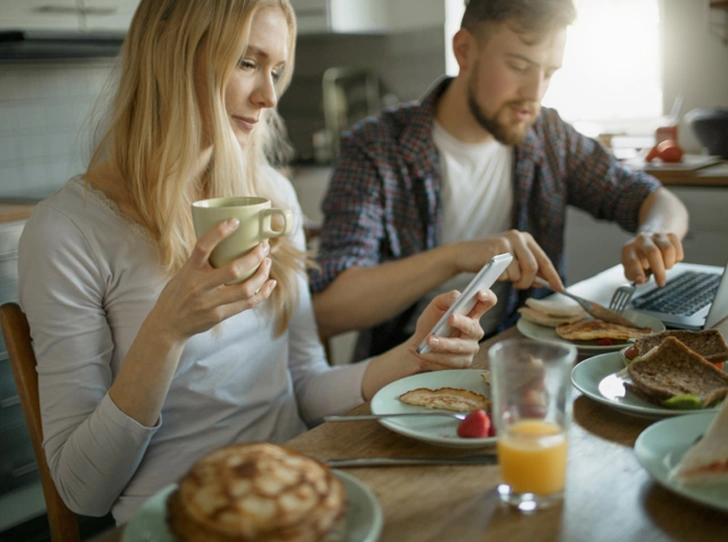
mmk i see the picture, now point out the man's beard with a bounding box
[467,73,537,146]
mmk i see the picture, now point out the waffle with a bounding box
[166,442,346,542]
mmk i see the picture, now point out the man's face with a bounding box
[466,24,567,145]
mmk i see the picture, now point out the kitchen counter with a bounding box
[641,161,728,187]
[0,203,35,224]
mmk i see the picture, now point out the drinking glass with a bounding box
[488,338,577,512]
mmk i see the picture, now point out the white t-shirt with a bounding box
[407,121,513,335]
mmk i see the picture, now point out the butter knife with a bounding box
[533,276,641,329]
[323,455,498,467]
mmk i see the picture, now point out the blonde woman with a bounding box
[17,0,496,524]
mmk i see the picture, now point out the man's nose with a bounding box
[520,71,548,103]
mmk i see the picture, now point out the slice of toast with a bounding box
[632,329,728,365]
[627,337,728,407]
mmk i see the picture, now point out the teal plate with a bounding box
[571,352,723,418]
[122,470,383,542]
[635,412,728,511]
[370,369,495,448]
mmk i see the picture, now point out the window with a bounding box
[445,0,663,134]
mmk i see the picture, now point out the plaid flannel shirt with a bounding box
[309,77,661,356]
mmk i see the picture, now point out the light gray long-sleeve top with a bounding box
[18,175,370,524]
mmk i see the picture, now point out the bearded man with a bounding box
[308,0,688,360]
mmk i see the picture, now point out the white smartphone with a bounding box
[416,252,514,355]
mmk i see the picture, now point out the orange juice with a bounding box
[497,419,568,495]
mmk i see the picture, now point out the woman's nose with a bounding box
[251,74,277,109]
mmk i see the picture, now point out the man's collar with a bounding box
[398,77,452,170]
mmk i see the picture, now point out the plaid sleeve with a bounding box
[554,112,661,232]
[308,130,388,293]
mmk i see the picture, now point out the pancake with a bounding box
[399,387,491,413]
[556,319,651,341]
[524,297,585,318]
[166,442,346,542]
[518,306,585,328]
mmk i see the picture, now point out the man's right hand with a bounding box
[450,229,564,292]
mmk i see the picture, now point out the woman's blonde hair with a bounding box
[86,0,303,334]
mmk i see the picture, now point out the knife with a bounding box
[322,455,498,467]
[533,276,641,329]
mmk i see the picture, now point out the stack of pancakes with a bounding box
[517,297,586,327]
[167,442,346,542]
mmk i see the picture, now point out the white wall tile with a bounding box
[14,105,46,132]
[0,167,24,194]
[0,62,115,199]
[0,136,19,164]
[19,134,50,161]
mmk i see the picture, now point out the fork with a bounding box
[609,270,653,314]
[532,276,639,328]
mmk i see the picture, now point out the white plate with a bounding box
[122,470,383,542]
[635,412,728,511]
[369,369,495,448]
[571,352,725,418]
[517,309,665,353]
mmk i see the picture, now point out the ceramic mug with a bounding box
[191,196,293,283]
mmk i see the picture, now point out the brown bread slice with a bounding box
[627,336,728,407]
[632,329,728,364]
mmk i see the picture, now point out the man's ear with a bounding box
[452,28,476,74]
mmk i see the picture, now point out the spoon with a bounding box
[324,412,468,422]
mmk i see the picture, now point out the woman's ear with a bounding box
[452,28,476,74]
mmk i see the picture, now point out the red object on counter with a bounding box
[645,139,684,163]
[656,125,678,143]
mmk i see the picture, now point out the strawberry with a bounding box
[456,409,491,438]
[487,422,496,437]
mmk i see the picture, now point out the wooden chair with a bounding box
[0,302,80,542]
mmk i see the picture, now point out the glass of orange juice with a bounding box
[488,338,577,511]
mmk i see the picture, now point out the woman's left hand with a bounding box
[409,289,497,371]
[359,289,497,401]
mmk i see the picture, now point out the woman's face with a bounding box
[226,6,289,149]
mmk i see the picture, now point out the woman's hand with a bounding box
[147,218,277,344]
[360,289,496,400]
[409,289,496,371]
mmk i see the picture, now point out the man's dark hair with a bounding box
[461,0,577,37]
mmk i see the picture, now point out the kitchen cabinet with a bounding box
[0,0,79,31]
[81,0,140,32]
[0,0,140,32]
[290,0,444,35]
[0,206,44,533]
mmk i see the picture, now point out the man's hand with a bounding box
[621,231,685,287]
[452,230,564,292]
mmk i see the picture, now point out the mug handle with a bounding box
[260,208,294,237]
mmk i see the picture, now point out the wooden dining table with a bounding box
[94,265,728,541]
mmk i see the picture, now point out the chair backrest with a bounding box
[0,302,80,542]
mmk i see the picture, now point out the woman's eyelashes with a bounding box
[238,58,283,82]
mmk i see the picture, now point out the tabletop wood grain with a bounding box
[92,270,728,542]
